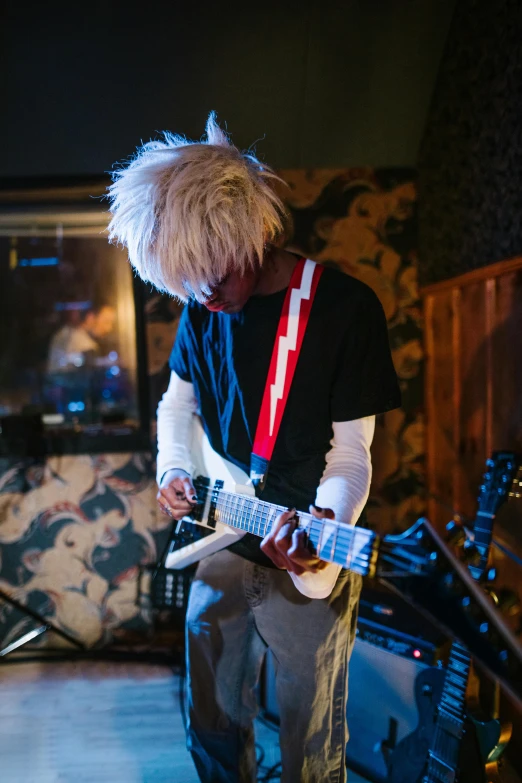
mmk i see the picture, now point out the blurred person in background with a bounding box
[47,303,116,373]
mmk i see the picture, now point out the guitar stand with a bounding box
[0,588,85,657]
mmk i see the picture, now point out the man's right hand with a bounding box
[157,468,198,520]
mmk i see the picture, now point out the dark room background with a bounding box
[1,1,522,728]
[0,0,455,175]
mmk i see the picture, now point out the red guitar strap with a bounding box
[250,257,323,492]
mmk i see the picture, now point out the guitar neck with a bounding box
[439,641,471,725]
[436,640,470,730]
[468,507,494,581]
[213,489,375,575]
[469,453,520,580]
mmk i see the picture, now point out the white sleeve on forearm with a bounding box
[156,371,198,485]
[289,416,375,600]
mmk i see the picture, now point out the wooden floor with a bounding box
[0,659,369,783]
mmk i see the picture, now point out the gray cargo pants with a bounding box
[185,549,361,783]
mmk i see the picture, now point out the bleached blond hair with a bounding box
[107,112,291,301]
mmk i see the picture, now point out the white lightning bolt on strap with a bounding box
[269,259,316,435]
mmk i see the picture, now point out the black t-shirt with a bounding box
[169,265,401,566]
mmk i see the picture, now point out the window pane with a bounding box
[0,234,139,432]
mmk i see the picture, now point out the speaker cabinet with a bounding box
[260,639,436,783]
[346,638,434,782]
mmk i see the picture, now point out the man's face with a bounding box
[197,266,260,314]
[90,306,116,338]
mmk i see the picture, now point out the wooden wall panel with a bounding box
[425,290,456,530]
[491,270,522,453]
[457,282,489,520]
[423,256,522,627]
[423,258,522,534]
[489,271,522,576]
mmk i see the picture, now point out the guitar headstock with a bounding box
[379,519,522,709]
[446,452,521,580]
[477,452,520,515]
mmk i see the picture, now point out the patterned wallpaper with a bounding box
[418,0,522,285]
[0,454,173,650]
[0,167,421,649]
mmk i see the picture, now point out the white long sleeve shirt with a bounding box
[157,370,375,599]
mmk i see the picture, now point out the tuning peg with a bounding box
[461,540,481,566]
[442,572,466,598]
[446,520,467,546]
[486,458,495,468]
[496,589,521,616]
[480,567,497,584]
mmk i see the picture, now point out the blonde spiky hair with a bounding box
[107,112,291,301]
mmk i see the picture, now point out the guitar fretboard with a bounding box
[213,489,375,575]
[438,641,470,727]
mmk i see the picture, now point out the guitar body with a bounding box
[164,418,254,570]
[457,715,509,783]
[386,667,445,783]
[470,714,512,783]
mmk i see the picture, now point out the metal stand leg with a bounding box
[0,588,85,656]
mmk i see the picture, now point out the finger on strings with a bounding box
[309,504,335,520]
[268,507,296,538]
[275,521,295,545]
[288,529,329,572]
[288,534,320,569]
[287,528,309,558]
[260,529,289,569]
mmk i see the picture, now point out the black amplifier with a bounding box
[356,581,446,666]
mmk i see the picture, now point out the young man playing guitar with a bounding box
[108,113,401,783]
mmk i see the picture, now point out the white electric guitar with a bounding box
[164,418,375,573]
